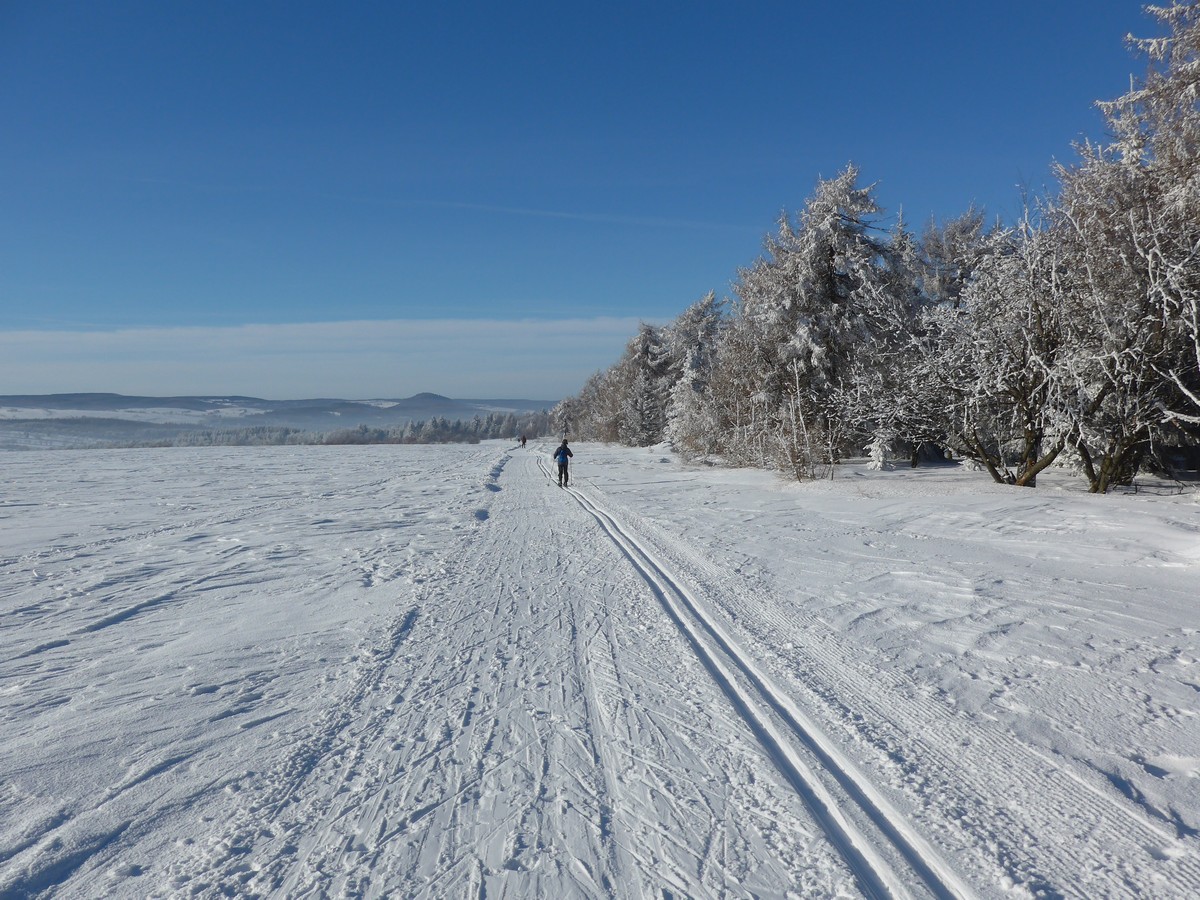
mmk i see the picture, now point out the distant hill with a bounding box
[0,393,556,450]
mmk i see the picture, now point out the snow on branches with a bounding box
[556,7,1200,491]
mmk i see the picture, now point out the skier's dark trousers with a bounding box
[553,440,573,487]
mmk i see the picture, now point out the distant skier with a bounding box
[520,434,527,449]
[553,439,573,487]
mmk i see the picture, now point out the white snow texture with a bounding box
[2,441,1198,899]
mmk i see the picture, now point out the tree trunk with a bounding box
[1013,435,1067,487]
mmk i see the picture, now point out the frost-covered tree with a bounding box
[615,323,672,446]
[837,210,929,468]
[663,292,727,458]
[1049,2,1200,489]
[1101,2,1200,427]
[553,323,675,447]
[918,218,1068,486]
[554,369,615,442]
[701,311,773,466]
[919,206,992,310]
[728,165,910,477]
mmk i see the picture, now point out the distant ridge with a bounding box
[405,392,452,403]
[0,392,554,411]
[0,393,557,450]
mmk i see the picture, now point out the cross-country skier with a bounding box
[553,439,573,487]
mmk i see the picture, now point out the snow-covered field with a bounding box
[2,441,1198,899]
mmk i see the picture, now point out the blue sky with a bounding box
[0,1,1157,399]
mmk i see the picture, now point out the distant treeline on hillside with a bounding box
[149,410,554,448]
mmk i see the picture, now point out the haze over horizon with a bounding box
[0,1,1158,398]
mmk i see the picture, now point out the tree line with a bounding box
[115,410,553,448]
[321,410,551,445]
[553,4,1200,492]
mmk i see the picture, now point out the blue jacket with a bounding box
[553,444,573,463]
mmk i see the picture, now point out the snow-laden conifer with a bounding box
[663,292,727,459]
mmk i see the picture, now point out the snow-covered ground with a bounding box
[2,441,1198,899]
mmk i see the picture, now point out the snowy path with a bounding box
[2,442,1199,898]
[156,446,863,898]
[565,473,970,900]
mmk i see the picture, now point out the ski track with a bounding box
[2,442,1197,898]
[156,446,854,898]
[548,460,964,900]
[579,462,1200,899]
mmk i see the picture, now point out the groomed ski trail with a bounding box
[576,458,1200,900]
[147,445,862,898]
[544,457,972,900]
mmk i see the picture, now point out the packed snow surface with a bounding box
[2,441,1198,898]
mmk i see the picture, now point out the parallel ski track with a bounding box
[539,459,972,900]
[576,473,1200,899]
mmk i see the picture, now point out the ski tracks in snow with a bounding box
[158,446,861,898]
[556,465,970,900]
[575,473,1200,899]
